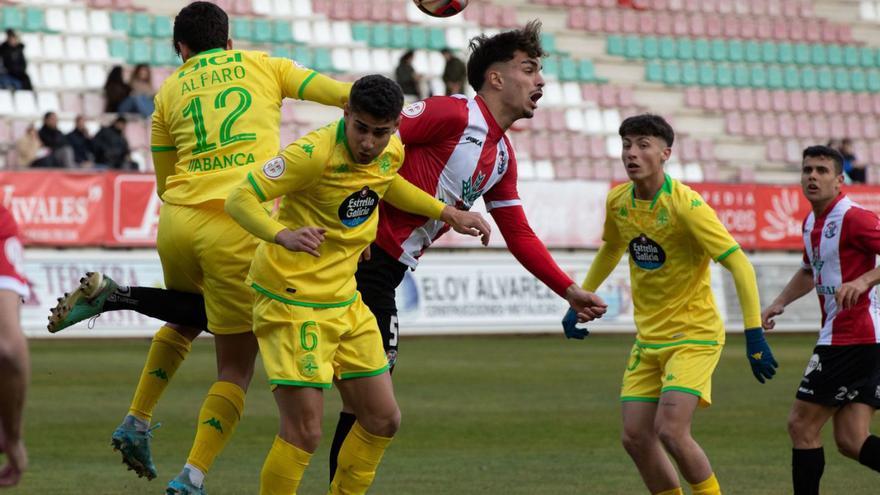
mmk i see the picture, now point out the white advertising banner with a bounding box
[19,249,822,338]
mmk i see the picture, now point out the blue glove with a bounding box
[562,308,589,340]
[745,328,778,383]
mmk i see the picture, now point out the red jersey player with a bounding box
[762,145,880,494]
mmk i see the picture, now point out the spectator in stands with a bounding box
[0,30,32,90]
[66,116,94,168]
[0,62,20,90]
[103,66,131,114]
[13,124,48,169]
[37,112,75,169]
[395,50,423,101]
[118,64,155,117]
[441,48,466,96]
[841,138,865,184]
[93,115,135,170]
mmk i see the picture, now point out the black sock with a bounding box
[793,447,825,495]
[104,286,209,329]
[859,435,880,472]
[328,411,357,483]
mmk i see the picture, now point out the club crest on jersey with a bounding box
[824,220,838,239]
[338,186,379,227]
[628,234,666,270]
[402,101,426,118]
[459,171,487,209]
[262,157,285,179]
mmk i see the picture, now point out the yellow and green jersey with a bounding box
[150,48,351,206]
[590,175,740,344]
[226,119,446,306]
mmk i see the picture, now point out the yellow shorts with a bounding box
[156,203,258,335]
[620,341,723,408]
[253,292,389,388]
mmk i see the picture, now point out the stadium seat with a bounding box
[13,90,38,117]
[84,64,107,89]
[66,36,87,62]
[253,19,273,43]
[232,18,253,41]
[130,39,151,65]
[154,16,173,39]
[27,8,49,32]
[292,20,312,43]
[131,13,153,38]
[0,90,13,116]
[37,91,60,114]
[42,35,64,60]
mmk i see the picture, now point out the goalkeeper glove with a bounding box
[745,327,778,383]
[562,308,589,339]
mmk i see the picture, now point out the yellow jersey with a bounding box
[150,48,351,206]
[590,175,740,343]
[226,119,446,306]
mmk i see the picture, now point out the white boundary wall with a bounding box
[20,249,824,338]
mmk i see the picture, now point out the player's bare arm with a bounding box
[564,284,607,322]
[837,265,880,310]
[439,206,491,246]
[762,268,815,330]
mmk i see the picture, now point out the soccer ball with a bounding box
[413,0,469,18]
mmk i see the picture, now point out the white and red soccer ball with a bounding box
[413,0,469,18]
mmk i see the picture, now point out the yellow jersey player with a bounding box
[225,74,490,495]
[566,114,778,495]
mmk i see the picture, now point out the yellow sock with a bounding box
[691,473,721,495]
[329,422,393,495]
[259,435,312,495]
[128,325,192,421]
[186,381,245,473]
[655,489,684,495]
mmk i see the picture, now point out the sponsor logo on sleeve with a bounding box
[262,157,285,179]
[402,101,426,118]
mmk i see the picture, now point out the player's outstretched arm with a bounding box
[0,290,29,487]
[836,266,880,310]
[561,242,622,340]
[439,207,491,246]
[761,267,814,330]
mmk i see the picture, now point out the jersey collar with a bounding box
[630,174,673,210]
[336,118,355,162]
[816,192,846,220]
[474,95,503,137]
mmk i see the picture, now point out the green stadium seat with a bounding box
[800,67,817,90]
[694,39,710,61]
[744,41,761,63]
[843,46,860,67]
[351,23,369,43]
[389,24,408,49]
[663,62,681,85]
[273,20,293,44]
[783,66,800,90]
[578,59,598,81]
[727,39,743,62]
[867,70,880,92]
[732,64,750,87]
[427,27,446,50]
[761,42,777,64]
[131,13,153,38]
[110,11,130,32]
[810,45,827,65]
[851,69,867,92]
[676,38,693,60]
[541,33,557,54]
[152,42,177,66]
[153,16,173,38]
[767,66,784,89]
[750,65,767,87]
[697,62,715,85]
[607,35,624,56]
[642,36,658,59]
[827,45,843,66]
[794,43,811,65]
[313,47,333,72]
[542,55,559,78]
[710,39,727,62]
[232,18,253,41]
[860,47,876,68]
[716,64,733,86]
[252,19,272,44]
[816,67,833,90]
[369,24,389,48]
[646,60,663,82]
[271,46,292,59]
[130,39,151,65]
[293,46,314,68]
[109,38,129,60]
[658,37,676,60]
[624,36,642,59]
[409,25,428,49]
[560,57,578,81]
[1,7,24,31]
[23,8,45,32]
[834,68,851,91]
[777,43,794,64]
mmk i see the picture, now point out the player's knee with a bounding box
[165,323,200,341]
[621,427,651,454]
[655,423,686,451]
[834,430,865,459]
[281,416,324,452]
[360,407,401,438]
[787,412,816,444]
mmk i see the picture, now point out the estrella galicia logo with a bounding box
[823,220,838,239]
[338,186,379,227]
[628,234,666,270]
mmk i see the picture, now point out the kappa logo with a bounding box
[823,220,839,239]
[262,157,285,179]
[402,101,426,118]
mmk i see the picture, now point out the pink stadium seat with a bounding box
[725,112,743,134]
[500,6,517,28]
[589,136,606,159]
[788,20,805,42]
[329,0,350,20]
[679,137,698,162]
[638,11,656,34]
[864,118,878,139]
[757,18,773,39]
[513,133,533,156]
[821,22,838,44]
[60,93,83,115]
[772,19,788,41]
[872,94,880,115]
[621,10,639,34]
[805,91,822,113]
[0,121,9,144]
[654,12,672,35]
[821,92,839,114]
[739,167,756,182]
[828,115,845,137]
[767,139,785,161]
[789,91,806,112]
[698,139,715,161]
[579,160,598,180]
[837,25,853,43]
[570,134,588,157]
[754,89,771,112]
[856,93,873,116]
[600,0,617,7]
[232,0,253,15]
[703,87,721,110]
[311,0,329,15]
[581,83,599,104]
[871,142,880,165]
[782,0,799,17]
[586,9,603,32]
[604,10,621,32]
[82,93,104,118]
[548,109,566,132]
[555,160,576,180]
[771,91,788,112]
[705,14,723,37]
[281,101,296,123]
[672,13,688,36]
[551,134,570,159]
[481,4,502,27]
[736,88,755,111]
[811,115,830,139]
[750,0,767,15]
[371,0,392,21]
[723,16,739,38]
[124,121,148,150]
[784,139,803,163]
[743,113,762,137]
[740,18,757,39]
[568,9,587,30]
[618,87,634,107]
[350,0,369,20]
[531,109,549,130]
[599,85,617,107]
[689,13,706,37]
[777,113,794,137]
[839,93,856,114]
[684,86,702,107]
[795,115,812,138]
[761,113,779,136]
[846,115,863,139]
[804,19,821,42]
[532,134,551,159]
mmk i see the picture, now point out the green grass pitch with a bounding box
[17,334,880,494]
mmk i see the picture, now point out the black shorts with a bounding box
[795,344,880,408]
[355,244,408,371]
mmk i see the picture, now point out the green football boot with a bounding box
[166,468,207,495]
[111,420,160,480]
[47,272,118,333]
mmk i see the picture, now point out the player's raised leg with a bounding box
[833,402,878,465]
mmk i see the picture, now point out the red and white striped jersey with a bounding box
[0,204,29,299]
[802,194,880,345]
[376,95,520,267]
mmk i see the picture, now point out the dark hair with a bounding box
[619,114,675,147]
[5,29,15,38]
[466,19,545,92]
[43,111,55,121]
[349,75,404,122]
[399,50,415,64]
[802,145,844,175]
[173,2,228,57]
